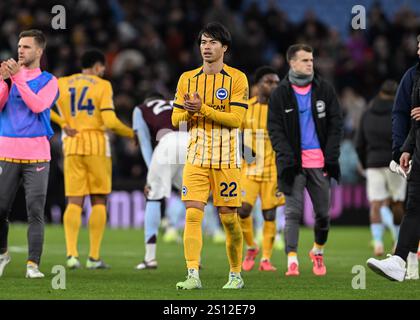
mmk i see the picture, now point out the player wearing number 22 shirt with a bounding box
[52,50,134,270]
[172,22,249,290]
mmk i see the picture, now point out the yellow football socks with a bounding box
[287,251,298,266]
[184,208,204,270]
[88,204,107,260]
[220,213,243,273]
[27,260,37,266]
[239,215,256,248]
[312,242,325,255]
[63,203,82,258]
[262,220,276,260]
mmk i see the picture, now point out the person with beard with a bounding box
[0,30,58,278]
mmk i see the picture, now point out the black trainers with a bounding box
[86,257,110,269]
[135,260,158,270]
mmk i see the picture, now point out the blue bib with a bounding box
[294,90,321,150]
[0,71,57,139]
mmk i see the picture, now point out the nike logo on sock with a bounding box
[36,166,46,172]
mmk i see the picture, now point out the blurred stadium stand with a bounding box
[243,0,420,38]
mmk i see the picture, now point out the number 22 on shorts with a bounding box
[220,182,237,197]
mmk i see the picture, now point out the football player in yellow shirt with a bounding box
[51,50,134,269]
[239,66,285,272]
[172,22,248,290]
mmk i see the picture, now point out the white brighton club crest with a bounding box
[215,88,228,100]
[316,100,326,113]
[316,100,326,118]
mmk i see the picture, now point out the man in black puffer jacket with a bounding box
[356,80,405,257]
[268,44,343,277]
[367,37,420,281]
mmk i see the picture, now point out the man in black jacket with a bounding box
[355,80,405,258]
[367,38,420,282]
[268,44,343,277]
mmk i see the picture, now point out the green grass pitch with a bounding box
[1,224,419,300]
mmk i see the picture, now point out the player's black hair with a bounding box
[197,22,232,51]
[380,79,398,97]
[286,44,313,62]
[19,29,46,49]
[254,66,278,84]
[81,49,106,69]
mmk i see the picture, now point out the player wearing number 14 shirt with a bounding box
[52,50,134,270]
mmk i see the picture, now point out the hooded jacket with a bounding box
[356,97,393,168]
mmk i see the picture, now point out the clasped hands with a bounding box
[183,92,203,115]
[0,59,21,80]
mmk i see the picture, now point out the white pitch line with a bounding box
[8,246,27,253]
[8,246,142,257]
